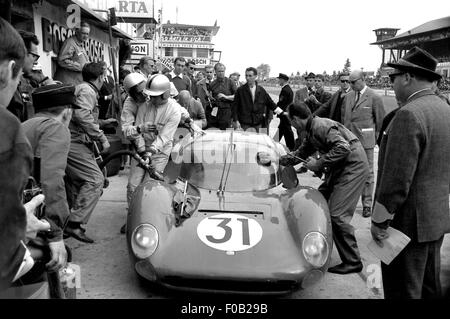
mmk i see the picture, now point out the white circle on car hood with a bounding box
[197,213,263,252]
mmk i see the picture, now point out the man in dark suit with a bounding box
[232,67,283,132]
[342,70,385,218]
[273,73,295,150]
[314,72,351,122]
[294,72,316,106]
[371,47,450,299]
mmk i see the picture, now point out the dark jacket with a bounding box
[342,87,385,149]
[293,116,359,172]
[232,83,277,126]
[0,107,32,290]
[277,84,293,111]
[22,116,71,242]
[374,89,450,242]
[314,88,349,122]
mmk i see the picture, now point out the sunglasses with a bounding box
[389,72,405,82]
[189,67,195,70]
[340,80,349,83]
[349,78,360,84]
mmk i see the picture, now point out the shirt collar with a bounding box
[359,85,367,96]
[170,71,183,79]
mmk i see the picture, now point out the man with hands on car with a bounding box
[279,102,369,275]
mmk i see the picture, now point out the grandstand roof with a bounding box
[372,16,450,45]
[162,22,220,35]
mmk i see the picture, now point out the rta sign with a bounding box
[116,1,152,18]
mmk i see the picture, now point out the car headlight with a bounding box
[302,232,329,268]
[131,224,159,259]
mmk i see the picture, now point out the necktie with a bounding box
[355,91,361,106]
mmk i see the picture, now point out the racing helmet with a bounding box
[123,73,146,93]
[144,74,171,96]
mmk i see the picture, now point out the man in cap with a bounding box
[64,62,110,243]
[315,72,351,122]
[232,67,281,132]
[342,70,385,218]
[21,84,80,272]
[371,47,450,299]
[229,72,242,89]
[274,73,295,150]
[294,72,316,106]
[54,22,90,85]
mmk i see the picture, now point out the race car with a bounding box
[126,129,332,295]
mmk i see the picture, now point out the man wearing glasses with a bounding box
[342,70,385,218]
[185,60,197,98]
[371,47,450,299]
[54,22,90,86]
[7,31,53,122]
[167,57,192,95]
[315,72,351,122]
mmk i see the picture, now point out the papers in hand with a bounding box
[367,227,411,265]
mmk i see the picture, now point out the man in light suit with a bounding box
[342,70,385,217]
[371,47,450,299]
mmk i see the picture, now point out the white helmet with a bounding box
[144,74,171,96]
[123,73,146,93]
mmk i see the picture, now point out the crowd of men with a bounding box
[1,16,450,299]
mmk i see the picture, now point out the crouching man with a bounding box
[279,102,369,274]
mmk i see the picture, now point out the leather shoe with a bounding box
[362,207,371,218]
[328,262,363,274]
[120,223,126,234]
[64,226,94,244]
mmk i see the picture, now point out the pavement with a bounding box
[66,113,450,299]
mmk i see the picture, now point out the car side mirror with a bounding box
[281,165,299,189]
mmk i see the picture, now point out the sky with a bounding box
[152,0,449,77]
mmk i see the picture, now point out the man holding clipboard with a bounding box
[371,47,450,299]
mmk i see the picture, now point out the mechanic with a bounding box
[64,62,110,244]
[121,74,182,232]
[280,102,369,274]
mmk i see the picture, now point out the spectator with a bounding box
[0,17,33,290]
[371,47,450,299]
[274,73,295,150]
[138,56,157,79]
[167,57,191,94]
[208,63,237,130]
[64,62,110,243]
[342,70,385,218]
[178,90,207,129]
[229,72,242,89]
[185,60,197,97]
[305,74,332,113]
[294,72,316,107]
[7,31,53,122]
[233,67,282,132]
[196,65,215,114]
[315,72,351,122]
[53,22,90,85]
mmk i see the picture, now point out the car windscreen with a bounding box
[178,140,281,192]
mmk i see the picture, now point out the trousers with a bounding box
[65,142,104,224]
[381,236,444,299]
[319,142,369,265]
[361,147,374,208]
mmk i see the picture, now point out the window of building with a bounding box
[178,48,193,57]
[197,48,209,58]
[165,47,173,56]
